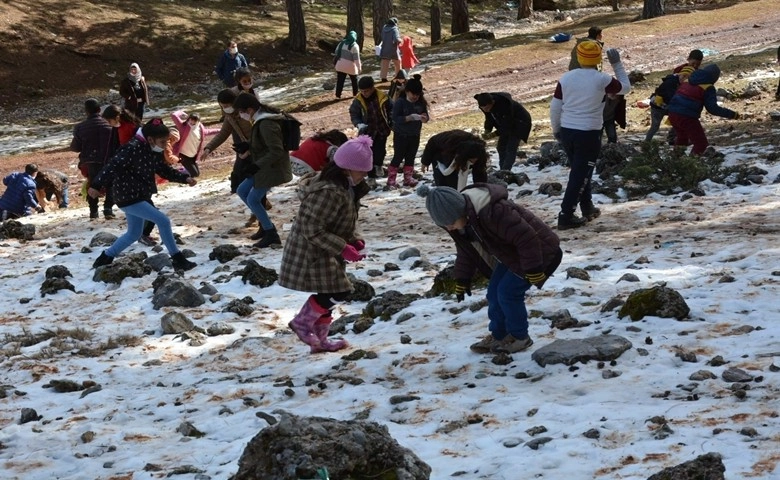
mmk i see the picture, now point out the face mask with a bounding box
[239,112,251,121]
[151,145,164,153]
[347,175,356,187]
[229,47,238,55]
[223,106,234,114]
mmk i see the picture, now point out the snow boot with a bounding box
[249,226,265,240]
[93,251,114,268]
[253,228,281,248]
[402,166,418,187]
[386,166,398,189]
[557,211,587,231]
[171,252,197,271]
[374,165,385,178]
[580,203,602,221]
[312,316,348,353]
[289,295,328,351]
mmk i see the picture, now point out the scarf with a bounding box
[128,63,142,84]
[336,31,357,58]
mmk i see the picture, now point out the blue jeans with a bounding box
[106,201,180,257]
[558,127,601,215]
[236,178,273,230]
[486,263,532,340]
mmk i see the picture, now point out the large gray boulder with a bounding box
[231,413,431,480]
[532,334,633,367]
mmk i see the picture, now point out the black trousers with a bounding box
[335,72,358,97]
[179,154,200,178]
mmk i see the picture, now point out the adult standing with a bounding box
[420,130,489,191]
[334,31,362,99]
[279,136,374,353]
[379,17,402,82]
[215,40,248,88]
[232,92,292,248]
[349,76,393,184]
[71,98,117,220]
[418,184,562,354]
[0,164,44,220]
[550,42,630,230]
[89,118,197,271]
[474,92,532,171]
[119,63,149,121]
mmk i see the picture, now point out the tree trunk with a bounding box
[430,0,441,45]
[641,0,664,19]
[517,0,532,20]
[373,0,393,45]
[611,0,619,11]
[451,0,469,35]
[286,0,307,53]
[347,0,365,50]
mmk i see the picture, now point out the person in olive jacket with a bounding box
[419,183,562,355]
[232,92,292,248]
[474,92,532,171]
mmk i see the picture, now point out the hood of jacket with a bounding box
[688,64,720,85]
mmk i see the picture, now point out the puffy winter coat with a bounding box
[0,172,39,216]
[248,113,292,189]
[421,130,487,189]
[334,39,362,76]
[667,64,737,120]
[278,174,368,293]
[379,23,401,59]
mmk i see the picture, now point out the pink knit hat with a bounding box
[333,135,374,171]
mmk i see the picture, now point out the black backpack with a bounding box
[274,113,302,151]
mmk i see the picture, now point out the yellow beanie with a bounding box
[678,66,695,77]
[577,40,603,68]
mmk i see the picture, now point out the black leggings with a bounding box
[314,291,351,310]
[179,154,200,178]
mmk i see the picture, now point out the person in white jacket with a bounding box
[334,31,362,99]
[550,40,630,230]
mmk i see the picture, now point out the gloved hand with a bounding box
[232,141,250,154]
[408,113,422,122]
[733,112,741,120]
[653,95,665,107]
[606,48,621,65]
[525,271,547,287]
[350,239,365,251]
[454,280,472,302]
[341,244,365,262]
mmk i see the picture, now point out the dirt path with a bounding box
[2,1,779,189]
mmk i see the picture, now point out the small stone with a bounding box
[583,428,600,439]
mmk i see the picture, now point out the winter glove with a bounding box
[350,239,366,251]
[525,271,547,287]
[454,280,472,303]
[408,113,422,122]
[341,244,366,262]
[606,48,621,65]
[232,141,250,154]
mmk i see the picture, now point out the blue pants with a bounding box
[486,263,532,340]
[559,127,601,215]
[236,178,273,230]
[106,201,180,257]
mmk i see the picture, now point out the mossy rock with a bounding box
[618,285,690,321]
[427,266,489,297]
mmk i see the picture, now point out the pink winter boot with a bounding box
[312,316,348,352]
[288,296,329,350]
[386,166,398,189]
[402,166,418,187]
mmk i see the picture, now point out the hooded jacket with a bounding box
[481,93,532,142]
[450,184,562,286]
[379,22,401,59]
[248,112,293,189]
[0,172,39,216]
[667,64,737,120]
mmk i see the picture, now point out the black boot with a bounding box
[103,209,116,220]
[93,251,114,268]
[580,203,602,221]
[171,252,196,271]
[249,226,265,240]
[253,228,281,248]
[557,212,587,231]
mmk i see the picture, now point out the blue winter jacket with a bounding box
[0,172,39,216]
[667,64,737,120]
[392,96,428,136]
[215,51,248,87]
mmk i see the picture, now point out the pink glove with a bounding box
[341,244,365,262]
[350,239,365,251]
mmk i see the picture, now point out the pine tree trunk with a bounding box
[641,0,664,19]
[517,0,532,20]
[347,0,365,50]
[612,0,620,11]
[430,0,441,45]
[373,0,393,45]
[286,0,307,53]
[451,0,469,35]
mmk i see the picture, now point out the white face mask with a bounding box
[223,106,234,114]
[239,112,251,121]
[151,145,164,153]
[229,47,238,55]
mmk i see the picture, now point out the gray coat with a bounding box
[278,174,365,294]
[380,24,401,59]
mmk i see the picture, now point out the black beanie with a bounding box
[358,76,375,89]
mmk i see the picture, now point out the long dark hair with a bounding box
[318,160,349,188]
[453,140,489,171]
[312,129,348,146]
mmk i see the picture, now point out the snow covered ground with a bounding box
[1,137,779,479]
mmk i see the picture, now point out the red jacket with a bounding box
[290,138,332,172]
[399,36,419,70]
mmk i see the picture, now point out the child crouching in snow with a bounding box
[278,136,374,353]
[418,184,563,354]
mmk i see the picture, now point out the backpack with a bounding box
[279,112,302,151]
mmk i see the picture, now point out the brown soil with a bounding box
[2,0,779,209]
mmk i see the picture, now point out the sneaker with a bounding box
[557,212,587,230]
[470,334,500,354]
[138,235,158,246]
[492,334,534,353]
[580,204,601,221]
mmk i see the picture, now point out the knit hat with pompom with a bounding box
[417,184,466,227]
[333,135,374,171]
